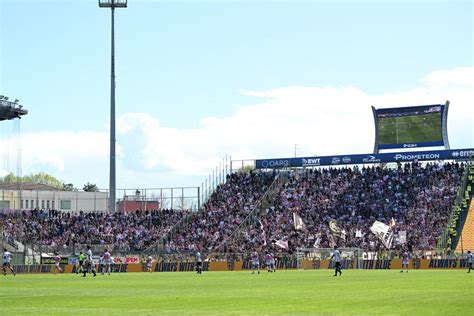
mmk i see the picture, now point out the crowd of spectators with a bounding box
[161,171,274,252]
[0,161,465,254]
[228,161,464,253]
[0,208,189,251]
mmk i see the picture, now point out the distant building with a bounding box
[0,182,108,212]
[116,190,159,212]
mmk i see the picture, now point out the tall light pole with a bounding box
[99,0,127,212]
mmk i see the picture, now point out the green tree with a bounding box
[0,172,63,189]
[62,183,76,191]
[83,182,99,192]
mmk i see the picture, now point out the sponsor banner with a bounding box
[113,256,126,264]
[8,259,472,273]
[255,148,474,169]
[40,256,68,265]
[125,256,140,264]
[378,140,445,150]
[70,263,128,273]
[68,256,77,265]
[153,261,209,272]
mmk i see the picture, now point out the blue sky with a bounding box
[0,0,472,189]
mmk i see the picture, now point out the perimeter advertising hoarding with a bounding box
[255,148,474,169]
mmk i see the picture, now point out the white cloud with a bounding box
[1,67,472,188]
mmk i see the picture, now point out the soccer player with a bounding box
[196,252,202,274]
[401,250,409,273]
[103,249,111,275]
[251,251,260,274]
[265,252,271,272]
[146,255,153,273]
[467,250,473,273]
[53,252,63,274]
[330,245,342,276]
[2,248,16,276]
[83,246,97,277]
[265,252,274,273]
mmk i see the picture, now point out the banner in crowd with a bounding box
[394,231,407,245]
[255,148,474,169]
[329,219,345,240]
[293,213,306,230]
[370,221,394,248]
[274,239,289,250]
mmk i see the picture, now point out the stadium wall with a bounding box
[11,259,471,274]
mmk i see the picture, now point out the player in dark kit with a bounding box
[196,251,202,274]
[467,250,473,273]
[330,246,342,276]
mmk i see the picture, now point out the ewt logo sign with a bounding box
[302,158,321,166]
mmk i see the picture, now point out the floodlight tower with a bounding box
[98,0,127,212]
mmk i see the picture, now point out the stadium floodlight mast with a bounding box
[98,0,127,212]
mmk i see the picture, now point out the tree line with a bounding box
[0,172,99,192]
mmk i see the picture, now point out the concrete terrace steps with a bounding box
[456,200,474,252]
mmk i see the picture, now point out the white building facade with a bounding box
[0,189,108,213]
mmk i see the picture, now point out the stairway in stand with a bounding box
[456,200,474,252]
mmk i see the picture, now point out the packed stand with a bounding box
[162,171,275,252]
[231,161,464,253]
[0,209,189,251]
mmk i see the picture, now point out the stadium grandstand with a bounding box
[1,157,473,266]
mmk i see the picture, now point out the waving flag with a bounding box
[370,220,394,249]
[390,218,396,227]
[258,220,267,246]
[293,213,306,230]
[275,239,289,250]
[329,219,343,239]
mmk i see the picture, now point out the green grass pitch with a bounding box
[0,270,472,315]
[378,113,442,145]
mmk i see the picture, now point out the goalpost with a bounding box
[296,248,364,270]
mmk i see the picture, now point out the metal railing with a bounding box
[215,172,282,252]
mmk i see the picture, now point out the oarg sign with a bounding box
[255,148,474,169]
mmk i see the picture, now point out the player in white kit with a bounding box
[83,246,97,277]
[103,249,112,275]
[53,253,63,274]
[401,251,409,273]
[3,248,16,276]
[146,255,153,273]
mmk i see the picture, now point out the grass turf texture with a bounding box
[378,113,442,145]
[0,270,472,315]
